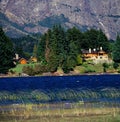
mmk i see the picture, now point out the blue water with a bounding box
[0,75,120,105]
[0,74,120,91]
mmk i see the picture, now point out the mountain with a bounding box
[0,0,120,39]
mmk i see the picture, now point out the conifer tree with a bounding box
[45,29,51,62]
[37,34,46,61]
[33,44,37,57]
[83,29,109,52]
[113,35,120,62]
[0,27,15,73]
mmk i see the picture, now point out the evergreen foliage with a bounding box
[83,29,110,52]
[113,62,119,69]
[102,63,109,72]
[113,35,120,62]
[36,25,110,73]
[0,27,15,73]
[12,34,39,58]
[33,44,37,57]
[37,33,46,61]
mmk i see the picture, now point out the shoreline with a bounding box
[0,72,120,78]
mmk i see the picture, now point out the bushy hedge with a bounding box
[84,68,96,73]
[22,64,51,76]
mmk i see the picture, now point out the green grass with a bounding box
[11,63,40,74]
[75,63,120,74]
[75,63,104,74]
[10,61,120,75]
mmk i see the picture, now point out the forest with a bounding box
[35,25,110,73]
[1,25,120,74]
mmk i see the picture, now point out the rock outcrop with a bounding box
[0,0,120,39]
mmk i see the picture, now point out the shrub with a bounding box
[83,62,88,68]
[34,64,49,74]
[113,62,119,69]
[117,69,120,73]
[22,66,34,76]
[102,63,109,72]
[77,55,83,65]
[102,63,109,68]
[84,68,95,73]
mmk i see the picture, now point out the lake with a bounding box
[0,74,120,105]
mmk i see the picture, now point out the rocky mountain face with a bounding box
[0,0,120,39]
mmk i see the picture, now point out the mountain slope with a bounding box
[0,0,120,39]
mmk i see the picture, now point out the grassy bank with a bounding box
[75,62,120,74]
[0,103,120,122]
[10,62,120,76]
[11,63,39,74]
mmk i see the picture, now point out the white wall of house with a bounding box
[93,56,112,64]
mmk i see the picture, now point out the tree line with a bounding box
[12,34,40,59]
[0,27,15,74]
[36,25,110,73]
[1,25,120,74]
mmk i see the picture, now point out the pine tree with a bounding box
[47,25,59,71]
[37,34,46,62]
[33,44,37,57]
[45,29,51,62]
[97,29,110,52]
[83,29,110,52]
[0,27,15,73]
[62,27,80,73]
[113,35,120,62]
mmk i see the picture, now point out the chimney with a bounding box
[89,48,91,53]
[15,53,19,60]
[100,47,102,51]
[93,48,96,52]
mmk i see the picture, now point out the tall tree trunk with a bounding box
[45,33,50,62]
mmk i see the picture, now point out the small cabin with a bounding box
[30,57,37,63]
[19,58,27,64]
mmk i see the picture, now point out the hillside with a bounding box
[0,0,120,39]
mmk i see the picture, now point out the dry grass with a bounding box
[0,103,120,122]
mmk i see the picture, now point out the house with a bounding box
[30,57,37,63]
[82,48,98,61]
[19,58,27,64]
[82,47,112,64]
